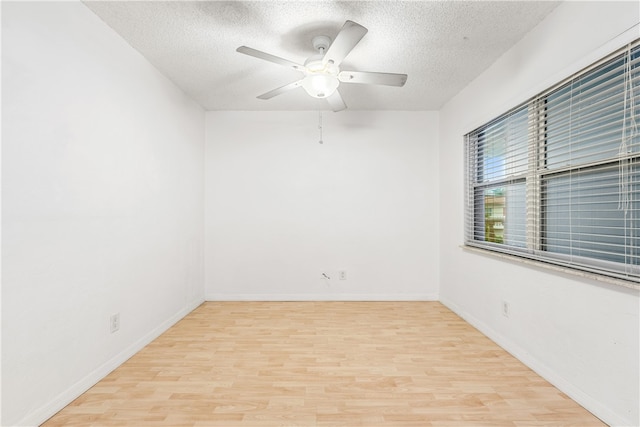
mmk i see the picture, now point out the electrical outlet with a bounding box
[110,313,120,333]
[338,270,347,280]
[501,301,510,318]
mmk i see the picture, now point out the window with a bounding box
[465,41,640,285]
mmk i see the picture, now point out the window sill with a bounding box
[461,244,640,292]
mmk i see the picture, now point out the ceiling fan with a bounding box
[236,20,408,112]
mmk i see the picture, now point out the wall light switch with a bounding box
[501,301,510,318]
[110,313,120,333]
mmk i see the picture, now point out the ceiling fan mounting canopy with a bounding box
[236,20,408,111]
[311,35,331,52]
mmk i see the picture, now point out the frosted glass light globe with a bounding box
[301,74,339,98]
[301,56,340,98]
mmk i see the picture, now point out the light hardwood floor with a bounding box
[42,302,606,426]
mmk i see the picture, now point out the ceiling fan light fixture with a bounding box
[302,56,339,98]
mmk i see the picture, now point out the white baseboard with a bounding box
[439,297,632,427]
[205,293,439,301]
[18,297,204,427]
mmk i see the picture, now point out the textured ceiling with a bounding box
[83,1,559,111]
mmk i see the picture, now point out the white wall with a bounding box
[1,3,205,426]
[205,111,438,300]
[439,2,640,426]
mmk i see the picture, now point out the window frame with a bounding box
[464,40,640,288]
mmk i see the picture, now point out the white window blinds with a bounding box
[465,40,640,284]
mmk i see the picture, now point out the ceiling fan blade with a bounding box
[338,70,408,87]
[237,46,304,71]
[322,20,368,66]
[326,90,347,112]
[257,80,303,100]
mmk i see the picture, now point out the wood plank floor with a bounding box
[42,302,606,426]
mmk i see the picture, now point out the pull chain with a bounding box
[318,110,323,144]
